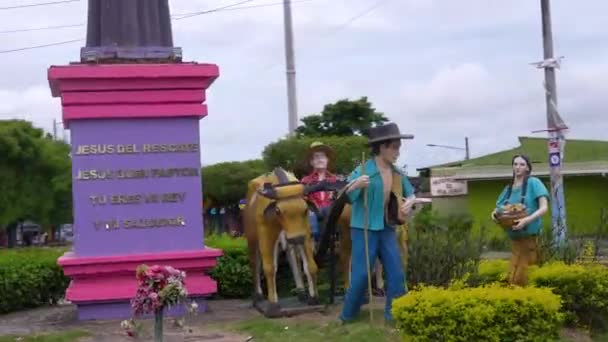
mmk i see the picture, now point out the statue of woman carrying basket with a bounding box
[491,154,550,286]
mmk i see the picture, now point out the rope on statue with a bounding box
[361,152,374,324]
[313,179,356,304]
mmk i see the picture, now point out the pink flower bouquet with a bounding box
[129,264,188,342]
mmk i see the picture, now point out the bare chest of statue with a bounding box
[380,168,393,206]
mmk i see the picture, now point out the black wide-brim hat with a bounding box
[367,122,414,144]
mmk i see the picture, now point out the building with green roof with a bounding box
[418,137,608,244]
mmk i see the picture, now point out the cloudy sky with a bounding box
[0,0,606,174]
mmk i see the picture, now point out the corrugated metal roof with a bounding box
[420,136,608,172]
[431,161,608,180]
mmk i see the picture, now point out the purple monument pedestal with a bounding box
[48,63,223,320]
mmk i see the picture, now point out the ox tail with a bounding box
[314,187,350,267]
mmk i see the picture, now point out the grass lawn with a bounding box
[217,308,400,342]
[0,330,90,342]
[230,318,608,342]
[216,306,607,342]
[0,246,69,266]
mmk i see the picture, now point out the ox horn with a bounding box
[258,182,278,199]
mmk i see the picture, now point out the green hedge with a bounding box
[205,234,253,298]
[392,284,564,342]
[205,233,304,299]
[0,247,69,313]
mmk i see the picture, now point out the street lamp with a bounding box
[426,137,470,160]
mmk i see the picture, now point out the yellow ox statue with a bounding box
[243,167,328,317]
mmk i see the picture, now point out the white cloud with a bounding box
[0,85,62,135]
[0,0,606,175]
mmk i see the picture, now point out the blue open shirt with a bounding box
[347,159,415,231]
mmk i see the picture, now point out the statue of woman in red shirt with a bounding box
[301,142,340,242]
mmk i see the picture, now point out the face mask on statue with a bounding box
[310,152,328,171]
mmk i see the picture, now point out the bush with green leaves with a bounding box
[530,261,608,331]
[0,120,72,228]
[461,257,608,333]
[392,284,564,342]
[457,259,510,287]
[407,208,484,287]
[262,135,370,178]
[205,234,253,298]
[0,247,69,313]
[202,159,268,207]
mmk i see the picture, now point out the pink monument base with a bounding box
[48,63,223,321]
[59,248,222,320]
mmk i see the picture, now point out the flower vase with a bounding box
[154,309,164,342]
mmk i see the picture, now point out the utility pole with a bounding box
[465,137,470,160]
[540,0,568,245]
[282,0,298,135]
[53,119,58,140]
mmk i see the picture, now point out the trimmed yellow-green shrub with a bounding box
[391,284,564,342]
[459,259,608,331]
[529,261,608,330]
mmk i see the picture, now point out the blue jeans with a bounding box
[308,207,330,242]
[340,226,406,322]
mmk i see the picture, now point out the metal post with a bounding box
[53,119,58,140]
[541,0,567,244]
[282,0,298,135]
[465,137,470,160]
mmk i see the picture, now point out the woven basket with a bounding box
[495,206,528,230]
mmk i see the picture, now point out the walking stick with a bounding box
[361,152,374,324]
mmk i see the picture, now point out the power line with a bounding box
[173,0,317,20]
[0,38,82,54]
[0,0,317,34]
[260,0,389,71]
[173,0,254,20]
[0,23,83,34]
[0,0,322,54]
[0,0,79,11]
[330,0,388,33]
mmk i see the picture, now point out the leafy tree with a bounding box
[0,120,72,236]
[262,135,370,178]
[295,96,389,137]
[202,159,268,206]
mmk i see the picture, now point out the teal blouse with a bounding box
[495,176,550,239]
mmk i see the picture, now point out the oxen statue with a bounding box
[243,167,327,317]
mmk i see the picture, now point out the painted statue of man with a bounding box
[301,142,339,242]
[339,122,417,324]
